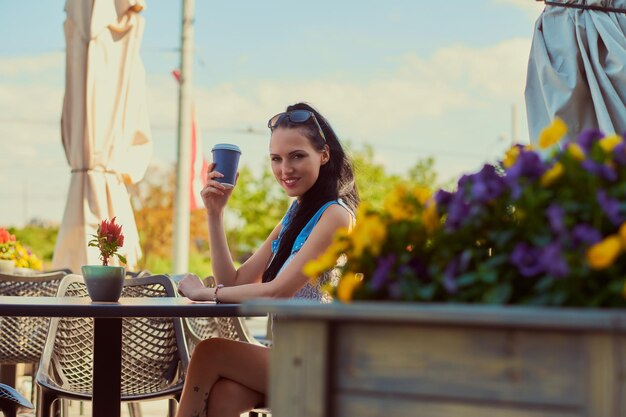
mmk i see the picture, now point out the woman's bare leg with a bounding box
[206,378,264,417]
[175,338,269,417]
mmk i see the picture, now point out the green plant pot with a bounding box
[81,265,126,302]
[0,259,14,274]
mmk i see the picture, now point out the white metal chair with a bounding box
[35,274,189,417]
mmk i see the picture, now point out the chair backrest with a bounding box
[36,274,190,400]
[0,270,67,364]
[185,276,264,347]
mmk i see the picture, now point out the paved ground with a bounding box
[14,317,269,417]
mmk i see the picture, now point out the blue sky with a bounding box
[0,0,544,226]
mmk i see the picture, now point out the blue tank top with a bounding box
[270,199,352,301]
[271,199,345,256]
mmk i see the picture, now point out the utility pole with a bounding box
[511,104,519,146]
[173,0,195,274]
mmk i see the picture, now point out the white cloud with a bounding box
[492,0,544,19]
[0,34,535,225]
[0,53,64,78]
[147,37,533,141]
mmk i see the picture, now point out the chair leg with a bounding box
[128,402,142,417]
[168,398,177,417]
[36,389,55,417]
[0,399,18,417]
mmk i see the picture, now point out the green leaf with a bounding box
[482,282,512,304]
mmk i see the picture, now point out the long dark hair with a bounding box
[262,103,359,283]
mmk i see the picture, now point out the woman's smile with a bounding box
[282,177,300,189]
[269,127,327,197]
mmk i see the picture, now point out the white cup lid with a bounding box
[212,143,241,153]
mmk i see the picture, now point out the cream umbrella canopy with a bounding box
[52,0,152,273]
[525,0,626,143]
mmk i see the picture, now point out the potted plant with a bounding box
[0,227,43,273]
[82,217,127,302]
[0,228,16,273]
[243,120,626,417]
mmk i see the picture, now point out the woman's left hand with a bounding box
[177,273,209,300]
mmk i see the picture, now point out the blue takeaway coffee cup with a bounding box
[211,143,242,188]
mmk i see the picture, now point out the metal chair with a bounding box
[0,383,34,417]
[35,274,190,417]
[179,276,271,417]
[0,270,67,405]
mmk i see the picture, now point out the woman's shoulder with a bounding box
[318,201,352,229]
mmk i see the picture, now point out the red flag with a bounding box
[173,70,208,211]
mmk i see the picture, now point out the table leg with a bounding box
[0,364,16,387]
[93,318,122,417]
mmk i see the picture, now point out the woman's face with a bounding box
[269,127,329,199]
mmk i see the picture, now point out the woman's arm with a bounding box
[214,221,281,286]
[200,162,281,287]
[181,204,351,302]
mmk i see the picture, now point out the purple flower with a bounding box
[398,258,428,281]
[540,242,569,278]
[571,224,602,246]
[612,142,626,166]
[577,129,604,152]
[581,160,617,181]
[443,261,459,294]
[470,164,506,203]
[510,243,545,277]
[371,254,396,291]
[434,189,453,207]
[506,151,546,182]
[445,196,471,230]
[546,204,565,235]
[597,189,622,226]
[442,251,472,294]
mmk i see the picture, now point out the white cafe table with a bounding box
[0,296,253,417]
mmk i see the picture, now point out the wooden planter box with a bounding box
[242,301,626,417]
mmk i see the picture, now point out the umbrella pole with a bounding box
[173,0,196,274]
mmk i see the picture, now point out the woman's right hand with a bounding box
[200,162,238,214]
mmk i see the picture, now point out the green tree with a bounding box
[351,145,440,209]
[226,166,289,261]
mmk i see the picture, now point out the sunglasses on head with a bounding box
[267,110,327,143]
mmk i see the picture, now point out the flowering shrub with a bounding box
[0,227,43,270]
[88,217,127,266]
[306,119,626,307]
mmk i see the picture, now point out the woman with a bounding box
[176,102,359,417]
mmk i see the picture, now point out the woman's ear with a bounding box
[321,145,330,165]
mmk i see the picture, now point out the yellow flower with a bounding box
[538,117,567,149]
[303,229,351,280]
[540,162,563,187]
[503,146,520,168]
[422,200,439,235]
[618,223,626,247]
[599,134,622,153]
[411,186,431,206]
[567,143,585,161]
[303,239,349,279]
[586,235,622,270]
[337,272,364,302]
[351,214,387,257]
[384,184,413,221]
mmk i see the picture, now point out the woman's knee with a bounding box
[190,337,231,361]
[210,377,242,398]
[207,378,262,416]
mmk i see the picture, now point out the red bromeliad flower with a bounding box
[0,228,16,245]
[88,217,127,266]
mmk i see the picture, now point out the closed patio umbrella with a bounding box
[52,0,152,273]
[525,0,626,142]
